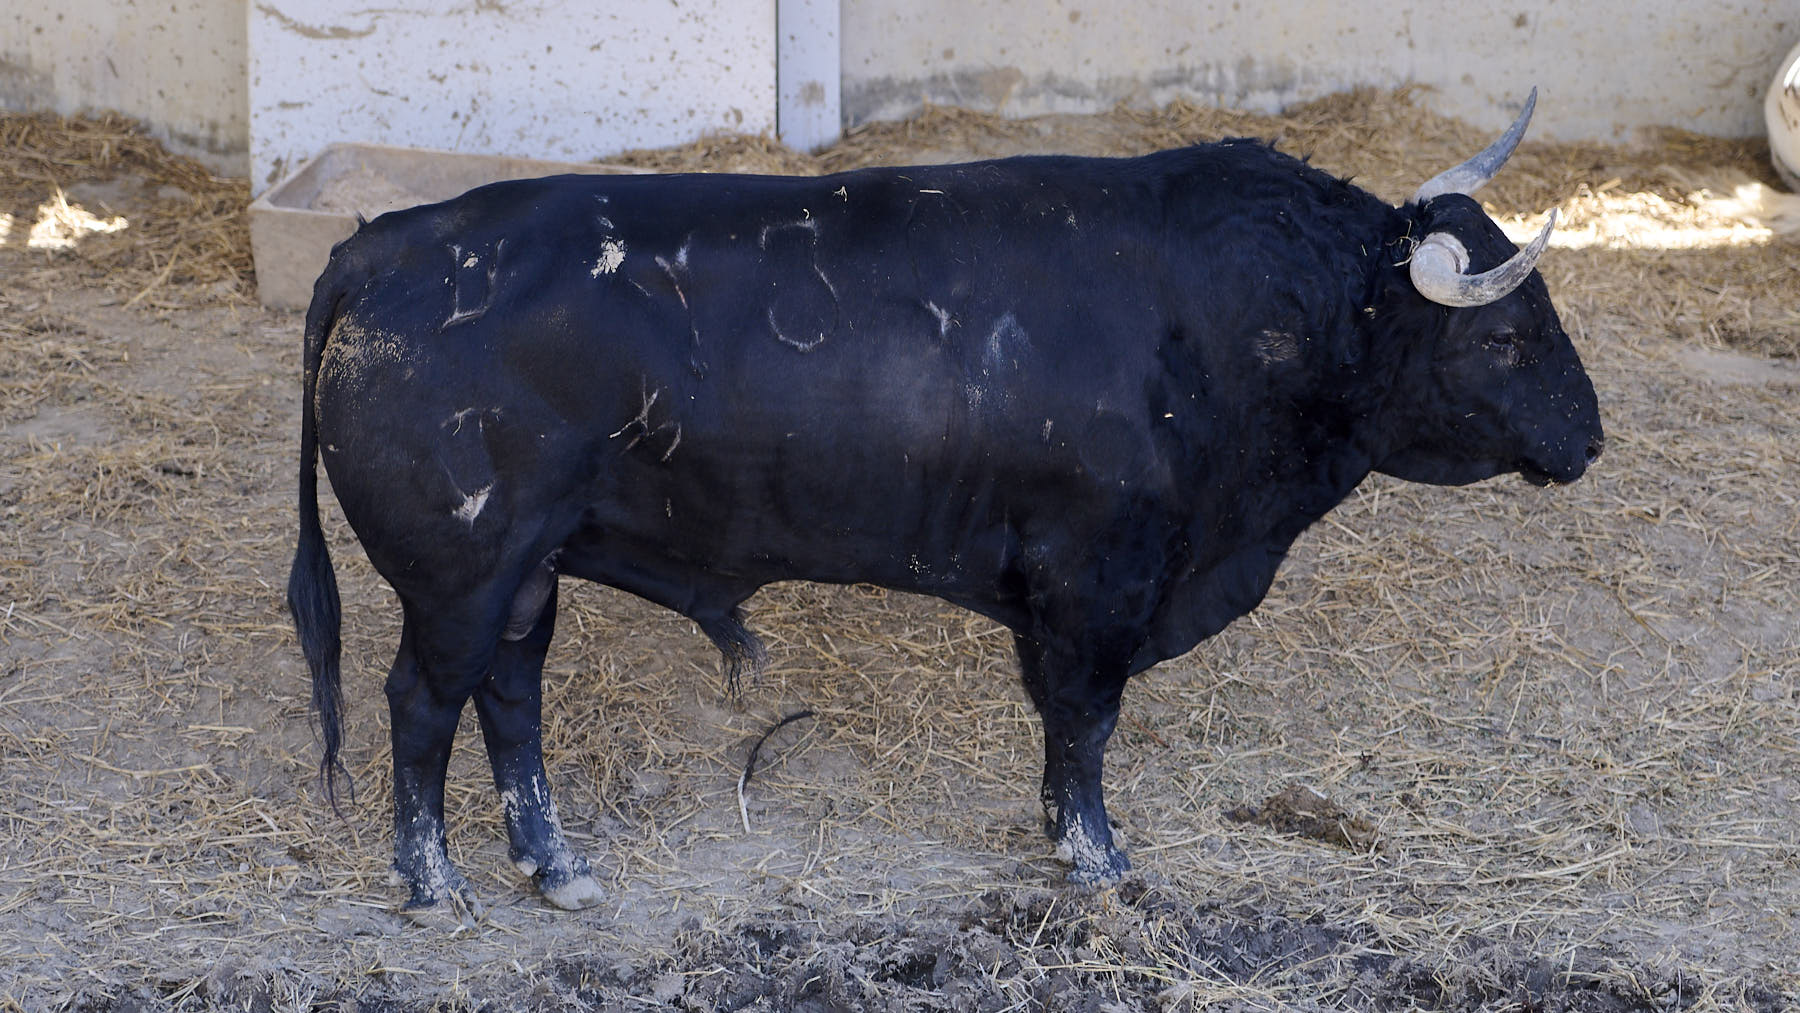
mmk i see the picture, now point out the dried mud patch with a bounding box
[64,888,1786,1011]
[541,888,1787,1012]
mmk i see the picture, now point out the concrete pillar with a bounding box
[778,0,841,152]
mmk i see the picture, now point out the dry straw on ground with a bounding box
[0,113,252,308]
[0,90,1796,1011]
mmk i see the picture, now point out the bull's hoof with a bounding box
[399,889,485,932]
[537,871,606,911]
[1066,850,1131,886]
[1053,814,1131,886]
[515,849,606,910]
[392,867,485,931]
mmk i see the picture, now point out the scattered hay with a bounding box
[3,87,1792,350]
[22,188,129,251]
[0,112,253,307]
[609,129,826,176]
[1,92,1797,1009]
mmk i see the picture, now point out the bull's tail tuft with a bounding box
[288,274,353,810]
[698,606,767,698]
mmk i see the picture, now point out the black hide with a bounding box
[289,140,1602,910]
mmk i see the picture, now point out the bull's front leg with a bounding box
[1014,633,1133,885]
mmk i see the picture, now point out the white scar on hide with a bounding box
[453,484,492,525]
[758,212,819,249]
[925,301,953,338]
[966,312,1027,413]
[445,406,496,434]
[500,772,558,877]
[591,237,627,277]
[443,238,506,329]
[654,246,692,308]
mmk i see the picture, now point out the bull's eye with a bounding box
[1484,330,1522,366]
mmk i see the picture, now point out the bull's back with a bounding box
[312,158,1205,598]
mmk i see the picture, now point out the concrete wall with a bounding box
[248,2,777,193]
[2,1,1794,183]
[843,0,1795,141]
[0,0,247,174]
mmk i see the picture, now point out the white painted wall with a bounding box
[247,1,778,192]
[0,0,246,174]
[842,0,1797,142]
[3,1,1794,184]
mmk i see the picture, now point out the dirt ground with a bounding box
[1,92,1797,1011]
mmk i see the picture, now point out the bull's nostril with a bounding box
[1585,435,1605,464]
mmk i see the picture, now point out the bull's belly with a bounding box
[552,473,1028,625]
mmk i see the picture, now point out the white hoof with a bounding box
[540,872,606,911]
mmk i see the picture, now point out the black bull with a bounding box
[289,97,1601,915]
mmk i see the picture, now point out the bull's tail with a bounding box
[288,274,351,809]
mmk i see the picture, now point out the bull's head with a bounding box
[1375,89,1604,488]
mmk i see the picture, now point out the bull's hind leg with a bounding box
[471,578,605,910]
[383,609,494,922]
[1015,633,1133,885]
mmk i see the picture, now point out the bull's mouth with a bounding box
[1517,431,1602,488]
[1518,462,1558,487]
[1518,455,1590,487]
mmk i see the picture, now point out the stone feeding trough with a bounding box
[248,142,642,311]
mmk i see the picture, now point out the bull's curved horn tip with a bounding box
[1411,88,1539,204]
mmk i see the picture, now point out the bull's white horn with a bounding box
[1410,210,1557,307]
[1413,88,1537,204]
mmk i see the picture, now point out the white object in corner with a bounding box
[1767,40,1800,191]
